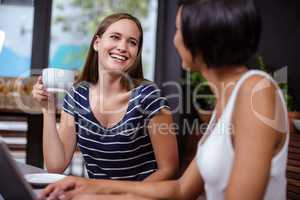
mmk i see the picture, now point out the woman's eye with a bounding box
[110,35,119,40]
[129,40,137,46]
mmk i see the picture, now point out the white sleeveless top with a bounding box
[196,70,289,200]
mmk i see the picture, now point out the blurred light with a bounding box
[0,30,5,53]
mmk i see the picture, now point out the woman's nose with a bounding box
[116,40,127,52]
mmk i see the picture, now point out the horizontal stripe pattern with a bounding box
[62,82,169,181]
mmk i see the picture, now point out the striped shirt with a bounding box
[63,82,170,181]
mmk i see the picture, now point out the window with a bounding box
[49,0,158,80]
[0,0,33,6]
[0,3,34,77]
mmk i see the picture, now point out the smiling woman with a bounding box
[92,19,140,74]
[77,13,144,91]
[32,13,179,183]
[49,0,158,81]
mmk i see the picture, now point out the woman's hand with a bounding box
[32,76,55,111]
[72,194,155,200]
[38,176,102,200]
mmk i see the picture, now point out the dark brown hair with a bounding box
[178,0,261,67]
[76,13,144,89]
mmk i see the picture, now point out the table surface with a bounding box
[17,161,46,175]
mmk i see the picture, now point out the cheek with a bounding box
[177,46,195,70]
[173,32,187,59]
[130,47,139,59]
[173,33,180,51]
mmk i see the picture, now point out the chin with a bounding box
[103,64,127,71]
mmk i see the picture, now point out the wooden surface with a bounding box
[287,131,300,199]
[0,111,44,168]
[0,108,62,168]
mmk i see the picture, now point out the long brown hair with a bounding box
[76,13,144,89]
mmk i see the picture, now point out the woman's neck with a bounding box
[96,69,127,96]
[201,65,247,93]
[200,65,248,110]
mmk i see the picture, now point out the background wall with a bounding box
[254,0,300,110]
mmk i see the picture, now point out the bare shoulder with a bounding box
[236,74,278,116]
[238,74,277,96]
[232,73,284,145]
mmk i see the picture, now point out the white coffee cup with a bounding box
[42,68,75,92]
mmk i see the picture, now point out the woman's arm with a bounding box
[107,159,203,199]
[43,109,77,173]
[225,76,286,199]
[144,108,179,181]
[40,159,204,200]
[33,77,77,173]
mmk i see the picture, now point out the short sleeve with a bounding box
[62,87,75,116]
[140,84,170,119]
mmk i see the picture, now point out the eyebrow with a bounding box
[110,32,139,43]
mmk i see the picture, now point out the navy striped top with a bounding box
[62,82,170,181]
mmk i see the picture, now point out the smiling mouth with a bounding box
[109,53,128,61]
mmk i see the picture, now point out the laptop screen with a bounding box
[0,141,36,200]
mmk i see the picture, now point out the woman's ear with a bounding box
[93,35,100,51]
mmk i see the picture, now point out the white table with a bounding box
[17,161,46,175]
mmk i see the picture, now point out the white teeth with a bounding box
[110,54,127,61]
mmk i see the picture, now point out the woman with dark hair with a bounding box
[32,13,179,182]
[39,1,289,200]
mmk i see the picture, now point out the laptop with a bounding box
[0,141,38,200]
